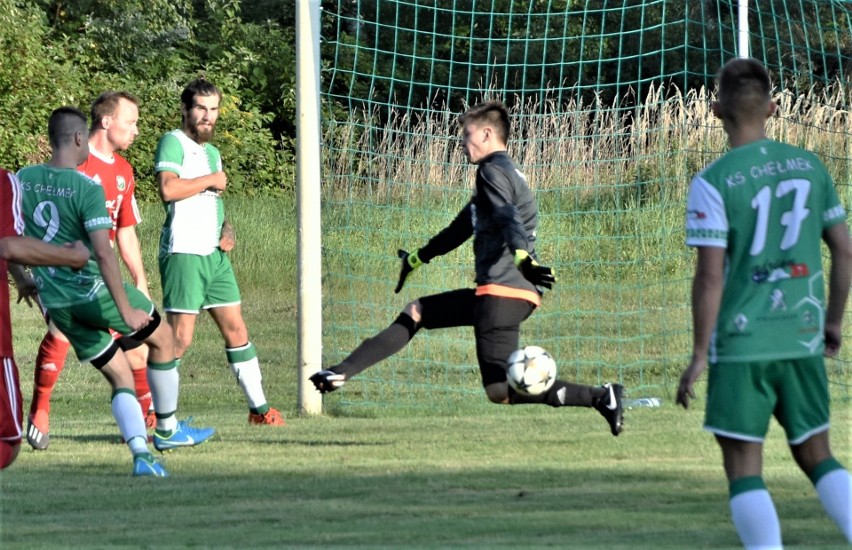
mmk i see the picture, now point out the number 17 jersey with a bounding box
[685,138,847,362]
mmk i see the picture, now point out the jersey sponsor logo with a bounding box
[734,313,748,332]
[799,310,819,334]
[751,261,809,284]
[116,176,126,191]
[687,209,706,220]
[769,289,786,311]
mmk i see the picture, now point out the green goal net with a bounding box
[317,1,852,414]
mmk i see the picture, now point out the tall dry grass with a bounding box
[323,82,851,206]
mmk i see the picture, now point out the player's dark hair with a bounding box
[181,77,222,111]
[459,100,511,143]
[716,58,771,124]
[90,91,138,132]
[48,107,87,148]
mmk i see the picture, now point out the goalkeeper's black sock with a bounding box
[510,380,602,407]
[331,313,419,379]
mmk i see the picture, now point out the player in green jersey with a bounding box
[154,78,283,426]
[17,107,215,476]
[677,58,852,548]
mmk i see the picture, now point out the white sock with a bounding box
[147,361,179,433]
[226,343,267,410]
[112,390,148,456]
[730,487,782,550]
[815,468,852,542]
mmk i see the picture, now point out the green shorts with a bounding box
[48,283,155,363]
[704,356,830,445]
[159,250,242,314]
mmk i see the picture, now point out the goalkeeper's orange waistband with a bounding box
[475,284,541,307]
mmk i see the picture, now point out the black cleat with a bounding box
[310,370,346,394]
[593,383,624,436]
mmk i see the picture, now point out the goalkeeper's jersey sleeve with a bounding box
[154,130,225,256]
[685,139,847,362]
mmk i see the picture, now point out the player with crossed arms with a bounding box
[154,77,283,426]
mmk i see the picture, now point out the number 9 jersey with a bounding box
[15,164,112,309]
[685,138,847,362]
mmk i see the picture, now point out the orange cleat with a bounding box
[248,407,285,426]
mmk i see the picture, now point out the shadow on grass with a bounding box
[2,461,846,549]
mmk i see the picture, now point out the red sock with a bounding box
[29,332,71,421]
[132,368,152,414]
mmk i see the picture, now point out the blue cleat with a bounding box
[132,452,169,477]
[153,418,215,453]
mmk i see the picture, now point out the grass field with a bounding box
[1,196,849,548]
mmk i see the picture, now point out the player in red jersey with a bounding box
[27,91,155,450]
[0,167,89,468]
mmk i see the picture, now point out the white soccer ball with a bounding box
[506,345,557,396]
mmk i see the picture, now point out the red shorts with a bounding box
[0,356,22,445]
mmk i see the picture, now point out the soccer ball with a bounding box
[506,345,557,396]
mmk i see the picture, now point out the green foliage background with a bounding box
[0,0,296,200]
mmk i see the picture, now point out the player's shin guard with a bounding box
[112,389,148,456]
[729,477,782,550]
[333,313,419,379]
[810,458,852,542]
[510,380,596,407]
[226,343,267,411]
[29,332,72,420]
[147,360,179,433]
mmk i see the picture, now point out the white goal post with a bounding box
[296,0,323,415]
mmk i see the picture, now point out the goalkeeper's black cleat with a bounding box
[593,383,624,436]
[310,369,346,394]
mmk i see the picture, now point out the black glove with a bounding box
[394,249,424,293]
[514,250,556,289]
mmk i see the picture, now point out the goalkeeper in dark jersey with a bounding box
[311,100,624,436]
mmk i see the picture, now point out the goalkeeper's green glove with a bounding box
[395,249,424,293]
[514,250,556,289]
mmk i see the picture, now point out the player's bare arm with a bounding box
[219,219,236,252]
[0,237,88,270]
[157,170,226,202]
[116,226,150,298]
[90,228,151,331]
[823,221,852,357]
[2,238,89,306]
[677,245,725,408]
